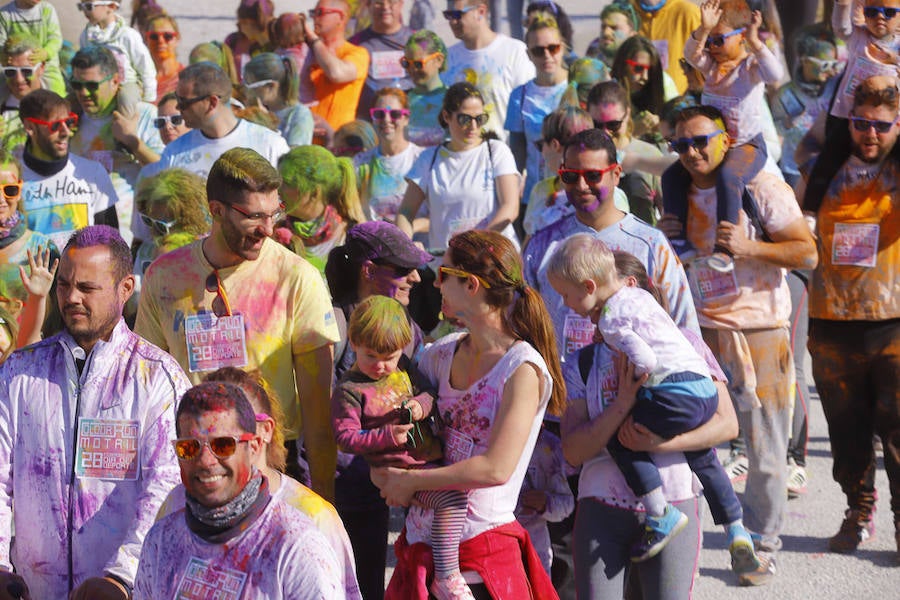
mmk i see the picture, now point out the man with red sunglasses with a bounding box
[135,381,344,598]
[0,225,190,600]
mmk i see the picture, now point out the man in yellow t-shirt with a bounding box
[135,148,340,501]
[631,0,701,94]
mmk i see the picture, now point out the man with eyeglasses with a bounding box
[20,89,119,250]
[152,61,289,181]
[657,104,816,585]
[524,128,698,360]
[441,0,534,143]
[68,45,164,247]
[806,75,900,560]
[0,35,46,154]
[134,381,344,598]
[298,0,369,132]
[348,0,413,119]
[0,224,190,600]
[136,148,341,501]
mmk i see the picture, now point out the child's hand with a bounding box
[19,246,58,299]
[699,0,722,33]
[389,423,414,446]
[745,10,765,51]
[405,399,424,421]
[520,489,548,514]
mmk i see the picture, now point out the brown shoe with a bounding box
[737,551,776,586]
[828,509,875,553]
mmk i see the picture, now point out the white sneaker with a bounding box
[786,458,808,499]
[722,450,749,483]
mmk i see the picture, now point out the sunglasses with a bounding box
[227,201,286,224]
[528,43,562,58]
[172,434,256,461]
[863,5,900,19]
[373,259,416,278]
[438,265,492,288]
[455,113,489,127]
[25,113,78,133]
[668,129,725,154]
[0,182,22,198]
[803,56,842,72]
[175,93,213,110]
[850,116,896,133]
[139,213,177,236]
[153,114,184,128]
[147,31,177,43]
[206,270,233,317]
[705,28,745,48]
[370,107,410,121]
[399,52,443,70]
[3,66,36,80]
[243,79,276,90]
[309,7,345,18]
[70,74,113,92]
[558,165,617,185]
[593,118,624,134]
[625,59,651,74]
[443,5,477,21]
[77,1,116,10]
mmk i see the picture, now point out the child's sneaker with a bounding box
[430,571,475,600]
[630,504,689,562]
[828,509,875,553]
[727,524,761,574]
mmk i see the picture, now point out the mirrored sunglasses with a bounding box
[668,129,725,154]
[153,114,184,128]
[705,28,745,48]
[369,107,410,121]
[558,165,617,185]
[172,434,255,461]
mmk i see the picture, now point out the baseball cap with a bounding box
[346,221,433,269]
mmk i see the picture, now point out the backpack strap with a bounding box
[578,343,596,385]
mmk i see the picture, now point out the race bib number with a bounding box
[371,50,405,80]
[75,418,140,480]
[176,557,247,600]
[598,361,619,409]
[445,428,474,464]
[563,312,595,355]
[689,261,739,303]
[185,313,248,373]
[832,223,879,267]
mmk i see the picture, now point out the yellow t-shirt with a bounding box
[633,0,701,95]
[135,238,340,439]
[309,41,370,131]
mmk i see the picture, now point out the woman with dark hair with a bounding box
[225,0,275,79]
[242,52,314,146]
[373,229,563,599]
[610,36,677,142]
[397,82,520,251]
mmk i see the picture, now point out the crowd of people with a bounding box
[0,0,894,598]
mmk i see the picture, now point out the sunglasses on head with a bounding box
[705,27,745,48]
[309,7,345,18]
[668,129,725,154]
[3,66,36,80]
[443,5,477,21]
[863,5,900,19]
[850,116,896,133]
[528,43,562,58]
[77,1,116,10]
[455,112,489,127]
[370,107,410,121]
[558,165,617,185]
[625,58,651,74]
[593,118,624,134]
[147,31,177,43]
[400,52,442,70]
[25,113,78,133]
[172,434,256,461]
[140,213,177,236]
[438,265,492,288]
[153,114,184,128]
[0,182,22,199]
[69,74,113,93]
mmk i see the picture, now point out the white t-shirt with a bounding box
[406,139,519,250]
[443,35,535,142]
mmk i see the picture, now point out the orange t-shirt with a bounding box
[308,41,370,131]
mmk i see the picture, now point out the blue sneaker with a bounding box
[631,504,689,562]
[728,524,761,574]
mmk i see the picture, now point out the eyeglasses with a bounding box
[705,28,745,48]
[369,107,410,121]
[850,116,897,133]
[438,265,492,288]
[153,114,184,128]
[147,31,177,43]
[174,93,214,110]
[205,269,233,317]
[625,59,651,74]
[668,129,725,154]
[528,43,562,58]
[593,118,624,134]
[802,56,843,72]
[25,113,79,133]
[3,66,37,80]
[399,52,443,70]
[0,181,22,198]
[139,213,177,236]
[309,7,345,18]
[77,1,116,10]
[69,74,113,93]
[443,5,477,21]
[863,5,900,19]
[172,434,256,461]
[558,165,617,185]
[227,201,286,224]
[455,113,489,127]
[243,79,276,90]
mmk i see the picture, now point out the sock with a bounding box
[641,488,667,517]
